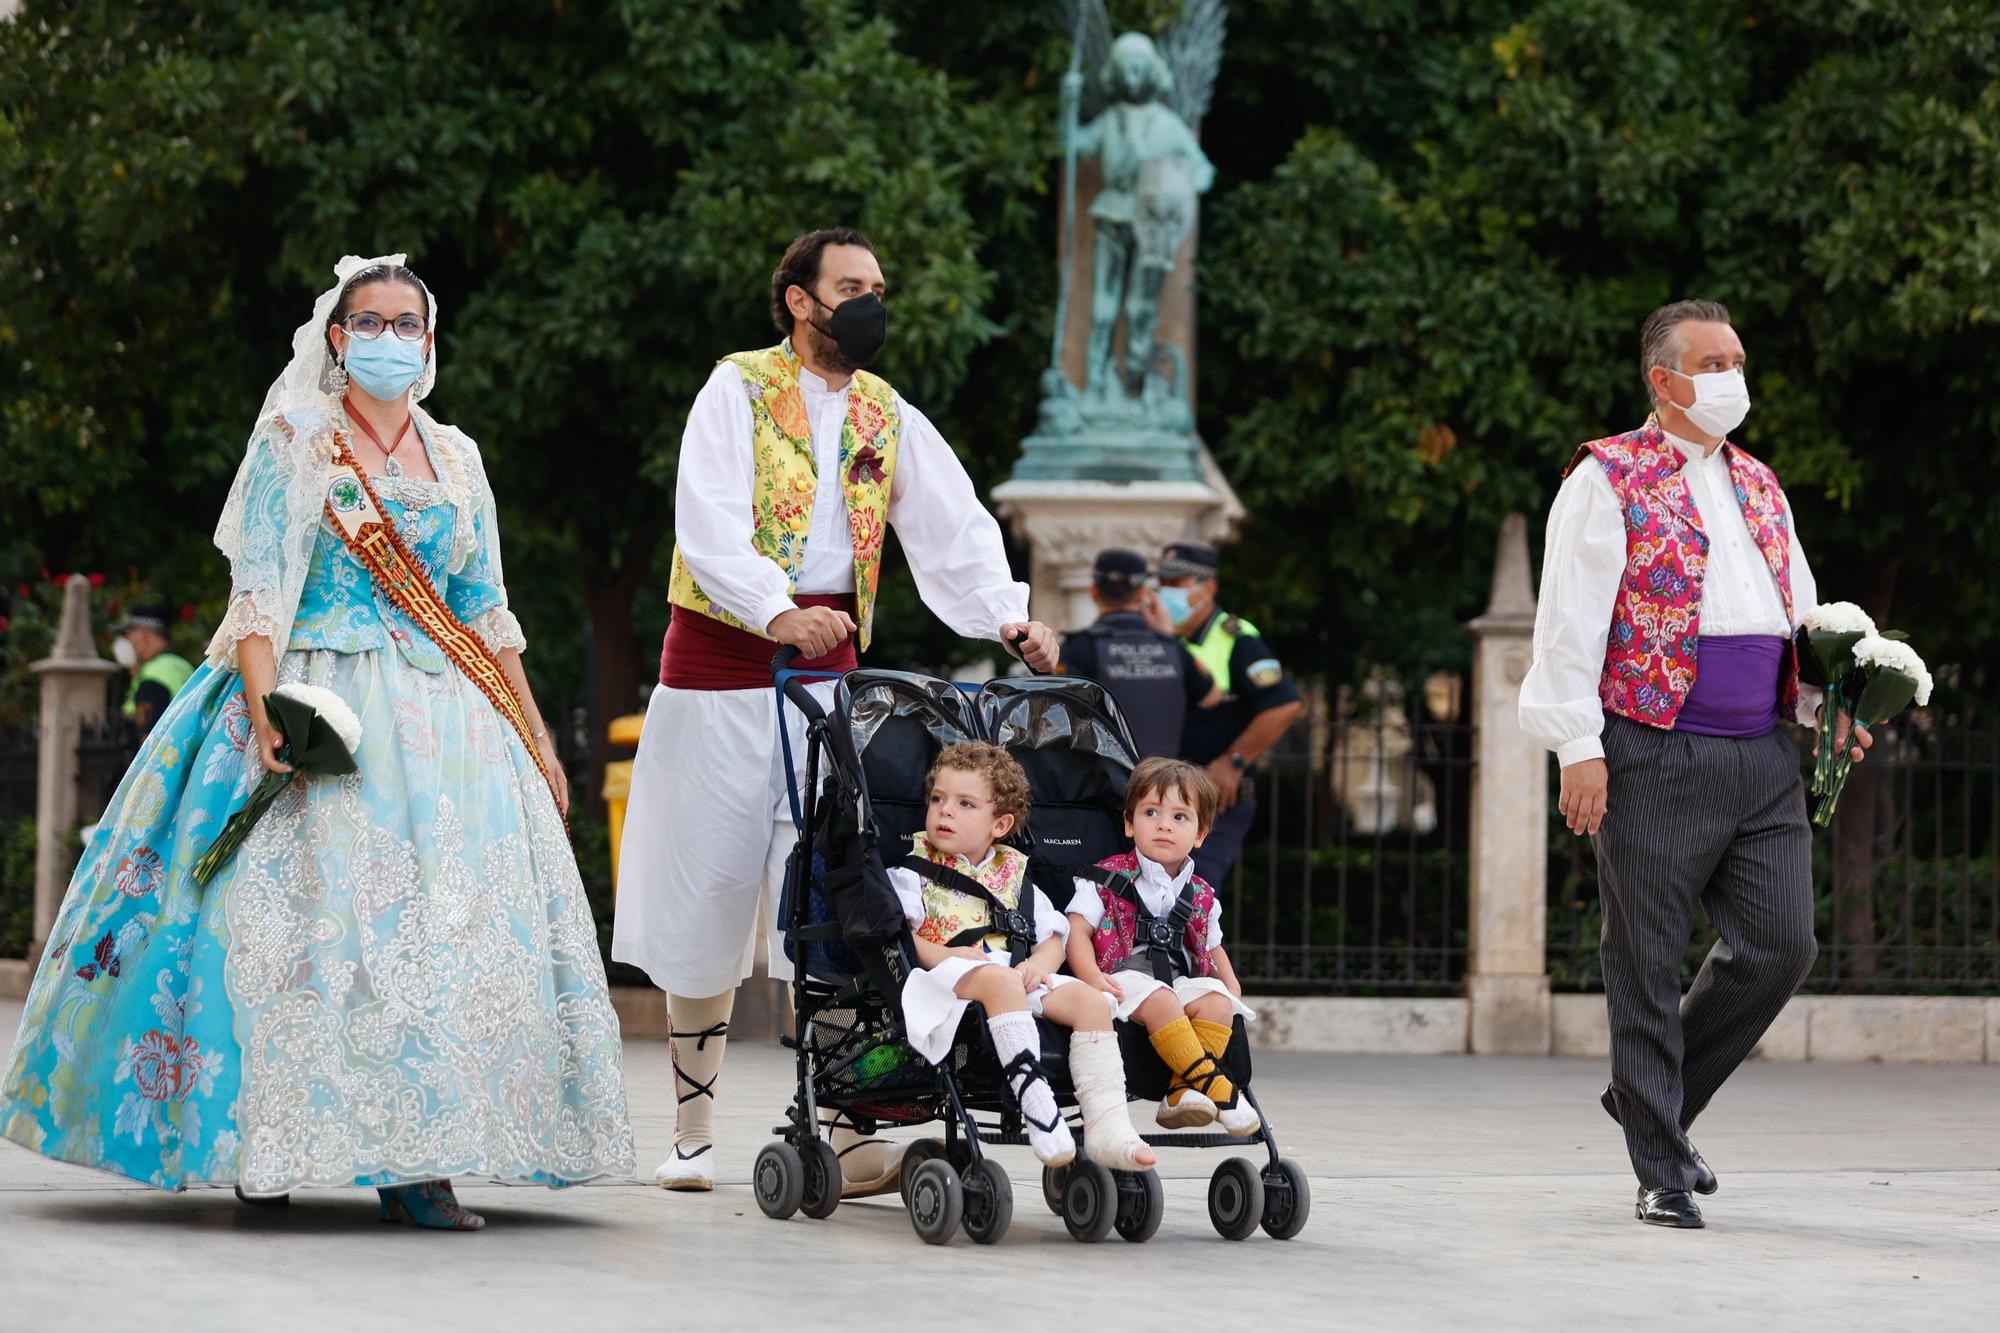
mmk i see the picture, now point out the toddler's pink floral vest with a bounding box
[1565,419,1798,729]
[1088,852,1216,979]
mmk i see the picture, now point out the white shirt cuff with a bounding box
[1795,683,1824,727]
[750,593,800,637]
[1556,735,1605,767]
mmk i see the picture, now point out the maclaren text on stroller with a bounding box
[754,648,1311,1244]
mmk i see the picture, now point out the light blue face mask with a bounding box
[1156,585,1196,625]
[342,333,427,401]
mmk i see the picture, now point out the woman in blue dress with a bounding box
[0,255,634,1228]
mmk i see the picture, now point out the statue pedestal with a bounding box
[993,448,1243,633]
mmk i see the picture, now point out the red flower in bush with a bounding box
[180,603,196,623]
[88,572,106,589]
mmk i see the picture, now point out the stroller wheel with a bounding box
[1260,1157,1311,1240]
[906,1159,962,1246]
[753,1141,806,1221]
[960,1159,1013,1245]
[1112,1168,1166,1244]
[1207,1157,1265,1241]
[799,1138,843,1220]
[1061,1160,1117,1243]
[1040,1164,1068,1217]
[898,1138,948,1212]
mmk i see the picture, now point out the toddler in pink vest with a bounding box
[1067,757,1260,1134]
[888,741,1153,1169]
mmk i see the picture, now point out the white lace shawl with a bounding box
[205,254,523,668]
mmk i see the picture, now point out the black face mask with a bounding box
[808,292,887,369]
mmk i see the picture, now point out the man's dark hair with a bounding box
[1639,299,1731,403]
[771,228,875,336]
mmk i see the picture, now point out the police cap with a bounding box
[1157,541,1219,580]
[1092,548,1151,597]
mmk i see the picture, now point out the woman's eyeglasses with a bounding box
[340,311,428,341]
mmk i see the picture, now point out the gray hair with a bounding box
[1639,299,1731,404]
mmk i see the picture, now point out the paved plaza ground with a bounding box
[1,997,1996,1330]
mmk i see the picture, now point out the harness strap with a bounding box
[899,854,1038,959]
[1106,873,1201,981]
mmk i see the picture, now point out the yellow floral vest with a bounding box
[667,341,902,648]
[910,833,1031,953]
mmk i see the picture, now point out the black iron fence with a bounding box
[1223,677,1474,995]
[1548,684,2000,995]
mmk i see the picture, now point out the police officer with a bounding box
[111,602,193,739]
[1157,542,1303,885]
[1060,549,1218,758]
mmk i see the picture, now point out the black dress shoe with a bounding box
[1636,1186,1705,1228]
[1602,1084,1718,1195]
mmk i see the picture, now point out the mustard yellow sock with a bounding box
[1150,1017,1233,1106]
[1191,1018,1238,1103]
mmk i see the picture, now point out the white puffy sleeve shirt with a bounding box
[672,362,1029,640]
[1519,433,1822,767]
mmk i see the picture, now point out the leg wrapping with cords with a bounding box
[658,991,733,1191]
[1192,1018,1260,1136]
[1149,1017,1229,1129]
[1069,1029,1153,1169]
[830,1119,908,1199]
[987,1010,1075,1166]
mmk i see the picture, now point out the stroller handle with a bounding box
[771,645,831,723]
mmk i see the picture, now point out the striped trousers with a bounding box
[1593,715,1817,1191]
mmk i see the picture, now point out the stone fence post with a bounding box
[28,575,120,962]
[1464,514,1552,1053]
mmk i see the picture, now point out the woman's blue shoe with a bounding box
[377,1180,486,1231]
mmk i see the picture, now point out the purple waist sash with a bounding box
[1678,634,1785,738]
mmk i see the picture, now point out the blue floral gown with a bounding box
[0,422,633,1192]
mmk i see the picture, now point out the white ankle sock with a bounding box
[987,1010,1073,1165]
[1069,1029,1151,1169]
[667,991,734,1155]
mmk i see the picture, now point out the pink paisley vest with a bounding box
[1565,421,1798,730]
[1088,852,1216,979]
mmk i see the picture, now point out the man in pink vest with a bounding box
[1521,300,1871,1229]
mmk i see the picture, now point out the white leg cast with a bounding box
[1069,1029,1154,1169]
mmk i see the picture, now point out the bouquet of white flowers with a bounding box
[192,683,362,886]
[1796,605,1932,827]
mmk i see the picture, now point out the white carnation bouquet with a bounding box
[1797,604,1932,826]
[193,683,362,885]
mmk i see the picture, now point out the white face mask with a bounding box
[112,636,138,670]
[1665,367,1751,438]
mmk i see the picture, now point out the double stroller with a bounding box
[754,650,1311,1245]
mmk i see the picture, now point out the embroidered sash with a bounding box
[322,430,561,808]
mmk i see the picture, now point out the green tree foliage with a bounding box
[4,0,1996,738]
[0,0,1045,755]
[1201,0,2000,683]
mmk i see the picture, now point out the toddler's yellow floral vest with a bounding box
[667,341,901,647]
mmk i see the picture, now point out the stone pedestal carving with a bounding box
[1464,514,1553,1054]
[28,575,121,962]
[994,453,1242,632]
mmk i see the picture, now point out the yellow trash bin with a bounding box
[604,713,646,896]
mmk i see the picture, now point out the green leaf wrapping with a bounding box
[191,692,359,887]
[1811,664,1923,827]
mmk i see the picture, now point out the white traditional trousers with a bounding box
[610,679,836,997]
